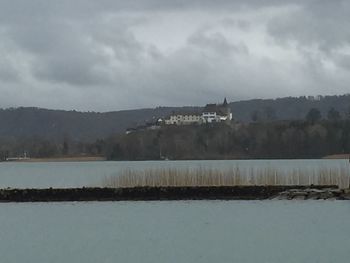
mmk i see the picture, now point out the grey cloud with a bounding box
[0,0,350,111]
[334,54,350,70]
[267,1,350,51]
[6,15,147,86]
[188,28,249,56]
[221,18,251,31]
[0,0,303,22]
[133,37,302,107]
[266,1,350,77]
[0,55,18,83]
[27,27,112,86]
[0,65,18,83]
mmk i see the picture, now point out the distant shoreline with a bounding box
[323,154,350,159]
[4,155,349,162]
[10,156,106,162]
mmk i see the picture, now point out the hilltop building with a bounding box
[126,98,233,133]
[164,98,232,125]
[164,112,202,125]
[202,98,232,123]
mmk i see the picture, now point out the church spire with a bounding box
[223,97,228,106]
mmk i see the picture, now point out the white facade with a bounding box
[165,114,201,125]
[202,112,217,123]
[164,99,232,125]
[218,113,232,121]
[201,112,232,123]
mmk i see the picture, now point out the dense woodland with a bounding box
[105,119,350,160]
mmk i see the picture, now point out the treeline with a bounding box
[0,136,105,161]
[2,118,350,161]
[2,107,350,160]
[104,119,350,160]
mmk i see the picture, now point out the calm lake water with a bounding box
[1,161,349,262]
[0,159,349,188]
[0,200,349,263]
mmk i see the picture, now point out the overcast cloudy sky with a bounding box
[0,1,350,111]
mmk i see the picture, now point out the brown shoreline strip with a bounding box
[0,186,349,202]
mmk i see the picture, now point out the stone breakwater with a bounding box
[0,186,349,202]
[271,188,350,200]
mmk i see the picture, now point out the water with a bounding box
[0,200,349,263]
[0,159,348,188]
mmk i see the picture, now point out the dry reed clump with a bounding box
[103,167,350,189]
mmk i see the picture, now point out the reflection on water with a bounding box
[0,201,349,263]
[0,159,348,188]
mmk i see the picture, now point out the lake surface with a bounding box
[0,159,349,188]
[0,200,349,263]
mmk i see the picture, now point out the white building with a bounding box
[201,111,217,123]
[201,98,232,123]
[165,112,202,125]
[164,98,232,125]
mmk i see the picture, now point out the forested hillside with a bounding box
[0,107,178,141]
[0,94,350,142]
[231,94,350,122]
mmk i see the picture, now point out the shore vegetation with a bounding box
[103,167,350,189]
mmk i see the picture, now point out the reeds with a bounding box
[103,166,350,189]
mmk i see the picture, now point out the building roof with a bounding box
[203,99,230,116]
[203,104,218,113]
[170,111,201,116]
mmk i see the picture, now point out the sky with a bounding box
[0,0,350,111]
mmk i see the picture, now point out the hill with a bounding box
[0,106,195,141]
[0,94,350,141]
[231,94,350,122]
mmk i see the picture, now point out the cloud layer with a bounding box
[0,0,349,111]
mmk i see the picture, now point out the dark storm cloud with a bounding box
[0,0,349,111]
